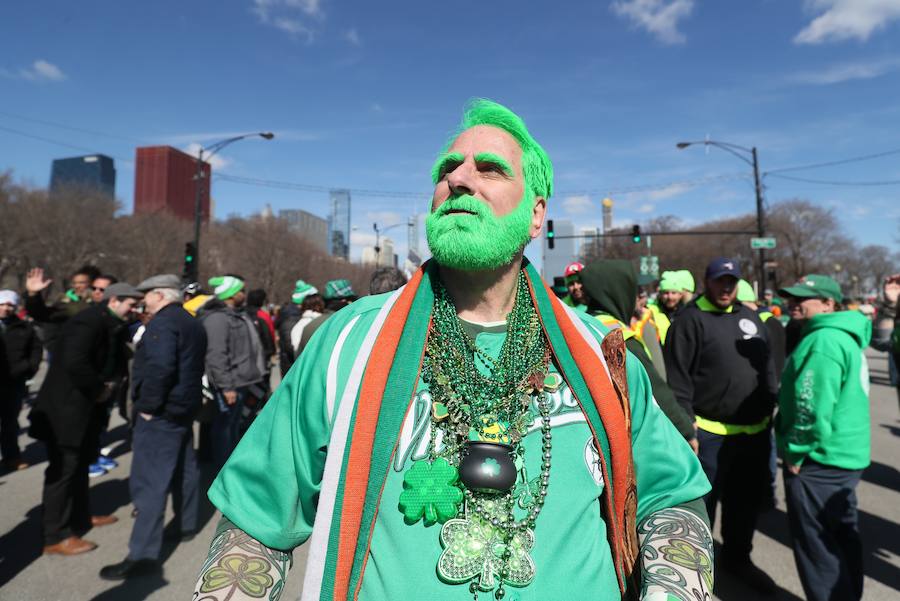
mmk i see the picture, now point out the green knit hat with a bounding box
[323,279,356,301]
[736,279,756,303]
[208,275,245,300]
[658,271,680,292]
[291,279,318,304]
[676,270,695,293]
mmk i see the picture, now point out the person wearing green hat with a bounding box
[647,270,685,344]
[775,274,871,601]
[293,279,359,357]
[199,275,266,470]
[288,281,324,360]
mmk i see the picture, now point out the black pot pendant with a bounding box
[458,441,517,494]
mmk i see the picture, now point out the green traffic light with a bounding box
[547,232,555,238]
[186,255,194,262]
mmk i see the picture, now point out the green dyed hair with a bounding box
[436,99,554,201]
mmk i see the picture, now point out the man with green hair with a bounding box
[193,100,712,601]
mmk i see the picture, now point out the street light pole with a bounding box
[677,139,767,291]
[189,132,274,282]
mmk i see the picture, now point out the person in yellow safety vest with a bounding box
[581,260,696,442]
[561,261,588,313]
[632,285,667,380]
[648,270,685,344]
[182,282,213,317]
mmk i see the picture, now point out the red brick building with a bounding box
[134,146,211,222]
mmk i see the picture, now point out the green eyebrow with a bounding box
[474,152,514,177]
[431,152,464,184]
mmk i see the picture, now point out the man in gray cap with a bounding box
[100,274,207,580]
[32,281,143,556]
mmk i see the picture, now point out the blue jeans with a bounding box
[211,389,251,471]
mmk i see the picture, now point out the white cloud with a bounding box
[350,230,377,246]
[366,211,406,227]
[157,130,317,145]
[637,203,656,213]
[344,28,362,46]
[788,56,900,84]
[183,143,232,171]
[644,182,692,202]
[1,59,67,82]
[562,195,594,214]
[610,0,695,44]
[795,0,900,44]
[252,0,323,41]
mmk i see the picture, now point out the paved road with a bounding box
[1,351,897,601]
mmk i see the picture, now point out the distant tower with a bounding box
[601,197,614,251]
[329,189,351,260]
[50,154,116,198]
[407,213,419,257]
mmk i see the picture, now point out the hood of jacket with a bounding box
[803,310,872,348]
[580,259,637,324]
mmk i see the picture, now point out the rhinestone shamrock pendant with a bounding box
[398,458,463,525]
[437,503,536,591]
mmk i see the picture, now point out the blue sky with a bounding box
[2,0,899,269]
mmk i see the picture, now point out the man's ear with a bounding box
[531,197,547,240]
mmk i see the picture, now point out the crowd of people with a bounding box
[0,99,897,601]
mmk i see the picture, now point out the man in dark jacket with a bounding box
[665,258,778,593]
[24,265,98,352]
[0,290,42,471]
[100,274,208,580]
[31,282,143,556]
[200,275,265,469]
[579,261,696,444]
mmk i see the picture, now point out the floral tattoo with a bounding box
[638,507,714,601]
[193,526,292,601]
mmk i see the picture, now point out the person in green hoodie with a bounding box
[776,274,871,601]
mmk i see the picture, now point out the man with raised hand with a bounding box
[193,100,712,601]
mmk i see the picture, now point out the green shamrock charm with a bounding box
[437,506,536,590]
[399,458,463,525]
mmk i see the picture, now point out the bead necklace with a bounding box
[419,271,552,599]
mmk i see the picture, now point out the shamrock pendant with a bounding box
[399,458,463,525]
[437,507,536,590]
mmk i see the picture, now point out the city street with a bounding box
[1,350,897,601]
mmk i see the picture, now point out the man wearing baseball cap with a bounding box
[561,261,588,313]
[776,275,871,601]
[665,257,778,593]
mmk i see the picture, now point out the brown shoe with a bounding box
[43,536,98,556]
[90,515,118,527]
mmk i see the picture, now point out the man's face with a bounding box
[763,291,774,303]
[567,278,585,304]
[230,290,246,307]
[659,289,682,310]
[107,297,138,320]
[788,296,834,321]
[0,302,15,319]
[143,290,164,315]
[705,275,738,310]
[635,291,648,313]
[71,274,91,297]
[91,277,112,304]
[426,126,546,272]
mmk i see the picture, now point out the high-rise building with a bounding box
[134,146,210,222]
[407,213,419,258]
[50,154,116,198]
[543,218,576,279]
[280,208,328,252]
[329,189,351,260]
[361,236,396,267]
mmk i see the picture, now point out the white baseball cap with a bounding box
[0,290,20,306]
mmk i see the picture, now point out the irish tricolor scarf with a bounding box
[301,260,638,601]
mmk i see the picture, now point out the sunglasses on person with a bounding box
[92,286,106,292]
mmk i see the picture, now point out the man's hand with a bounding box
[786,463,801,475]
[688,437,699,455]
[139,412,153,421]
[883,274,900,305]
[223,390,238,406]
[26,267,52,295]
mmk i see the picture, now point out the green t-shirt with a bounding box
[209,295,710,600]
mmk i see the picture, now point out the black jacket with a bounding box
[24,292,90,352]
[275,304,302,373]
[32,304,130,447]
[664,296,777,425]
[0,316,43,388]
[580,260,695,440]
[132,303,207,421]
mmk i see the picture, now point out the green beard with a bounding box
[425,192,534,272]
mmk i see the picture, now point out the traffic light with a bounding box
[546,219,555,249]
[631,224,641,244]
[183,242,196,281]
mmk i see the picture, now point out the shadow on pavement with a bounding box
[862,461,900,492]
[0,505,42,588]
[880,423,900,438]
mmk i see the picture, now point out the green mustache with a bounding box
[432,195,492,219]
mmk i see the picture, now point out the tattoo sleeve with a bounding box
[637,501,714,601]
[192,517,293,601]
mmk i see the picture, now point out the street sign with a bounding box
[639,255,659,277]
[750,237,777,249]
